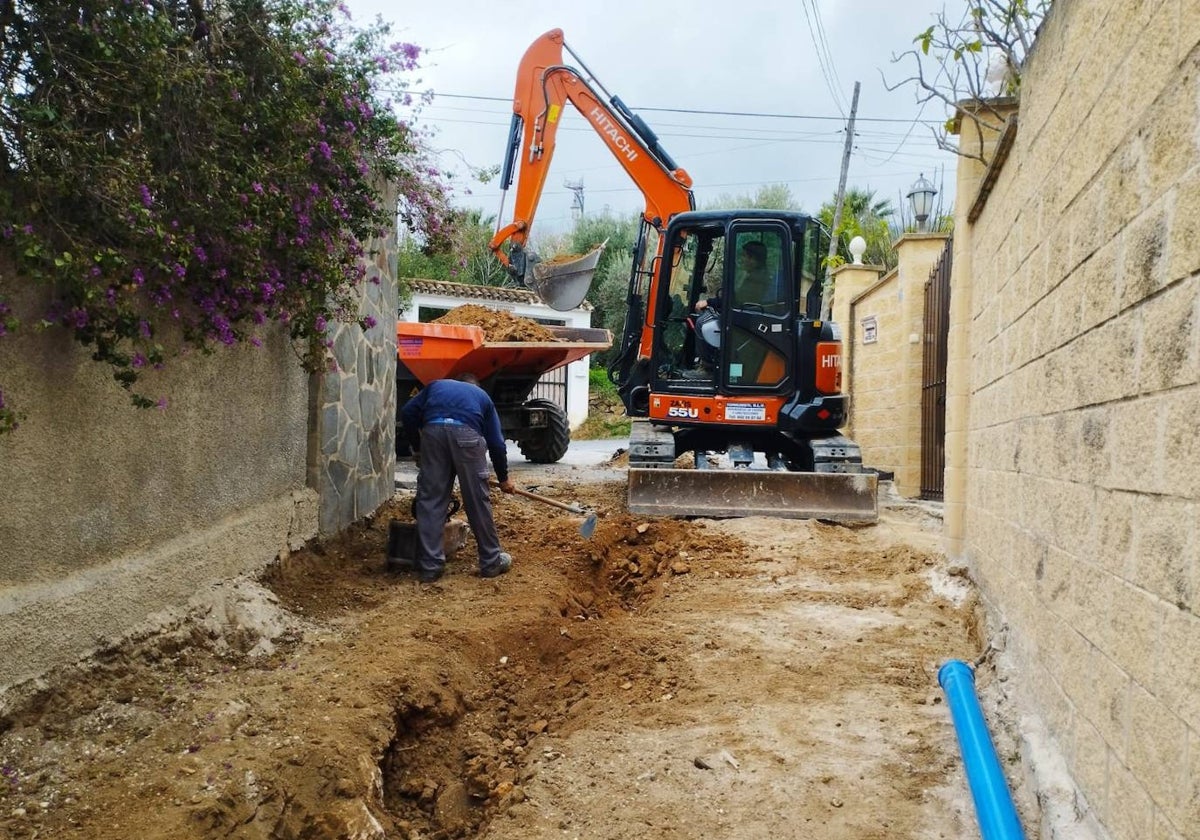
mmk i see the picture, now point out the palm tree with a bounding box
[818,187,898,271]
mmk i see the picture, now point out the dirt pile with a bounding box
[0,475,999,840]
[433,305,559,343]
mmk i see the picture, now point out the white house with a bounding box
[399,278,598,429]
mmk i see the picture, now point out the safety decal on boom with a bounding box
[724,402,766,422]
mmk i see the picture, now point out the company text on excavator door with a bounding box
[488,29,877,523]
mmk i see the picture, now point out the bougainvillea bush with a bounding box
[0,0,450,432]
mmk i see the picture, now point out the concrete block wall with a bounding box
[949,0,1200,835]
[841,269,907,477]
[837,233,949,497]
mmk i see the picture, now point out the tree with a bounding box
[886,0,1050,162]
[397,208,506,288]
[0,0,450,431]
[818,188,899,270]
[561,212,640,367]
[704,184,802,212]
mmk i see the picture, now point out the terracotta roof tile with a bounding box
[407,278,592,310]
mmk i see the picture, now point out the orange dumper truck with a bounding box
[394,321,612,463]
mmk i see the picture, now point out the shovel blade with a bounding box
[578,513,598,540]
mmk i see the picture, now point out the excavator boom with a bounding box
[489,29,693,313]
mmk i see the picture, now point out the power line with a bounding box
[383,89,943,125]
[801,0,848,116]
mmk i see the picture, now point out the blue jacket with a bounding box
[401,379,509,481]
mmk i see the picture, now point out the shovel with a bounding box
[494,481,598,539]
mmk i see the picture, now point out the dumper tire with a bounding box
[518,399,571,463]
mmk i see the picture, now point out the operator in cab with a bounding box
[401,374,517,583]
[694,240,772,315]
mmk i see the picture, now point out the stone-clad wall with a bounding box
[947,0,1200,835]
[309,187,399,535]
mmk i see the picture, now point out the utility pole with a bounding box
[564,178,585,220]
[822,80,860,320]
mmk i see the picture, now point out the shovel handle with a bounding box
[493,481,585,515]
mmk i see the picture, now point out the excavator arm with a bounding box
[488,29,695,310]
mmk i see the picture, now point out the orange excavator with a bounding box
[488,29,877,522]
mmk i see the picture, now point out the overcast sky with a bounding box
[346,0,958,236]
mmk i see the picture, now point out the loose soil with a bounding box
[0,462,997,839]
[433,305,559,343]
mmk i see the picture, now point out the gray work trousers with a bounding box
[414,423,503,576]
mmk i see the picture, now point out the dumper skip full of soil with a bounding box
[432,304,559,343]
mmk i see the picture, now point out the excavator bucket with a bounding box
[529,243,606,311]
[626,468,878,523]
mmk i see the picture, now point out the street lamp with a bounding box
[906,173,938,232]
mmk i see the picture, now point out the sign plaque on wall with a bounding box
[861,315,878,344]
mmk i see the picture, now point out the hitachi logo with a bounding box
[821,355,841,368]
[589,107,639,163]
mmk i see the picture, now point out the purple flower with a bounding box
[131,352,147,369]
[314,315,327,332]
[292,51,307,66]
[138,184,154,208]
[156,398,168,410]
[363,315,377,329]
[252,182,264,194]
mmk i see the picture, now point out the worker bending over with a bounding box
[401,373,516,582]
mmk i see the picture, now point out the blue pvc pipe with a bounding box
[938,660,1026,840]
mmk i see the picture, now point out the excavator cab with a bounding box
[649,211,817,396]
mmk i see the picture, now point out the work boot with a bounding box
[480,552,512,578]
[766,453,788,471]
[417,565,445,583]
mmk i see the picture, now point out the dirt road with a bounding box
[0,450,993,839]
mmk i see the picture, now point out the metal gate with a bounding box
[530,365,568,411]
[920,237,952,501]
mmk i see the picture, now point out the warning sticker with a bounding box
[724,402,766,422]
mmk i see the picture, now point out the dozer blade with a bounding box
[529,243,606,311]
[627,468,878,523]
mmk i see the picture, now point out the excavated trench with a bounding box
[375,512,703,839]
